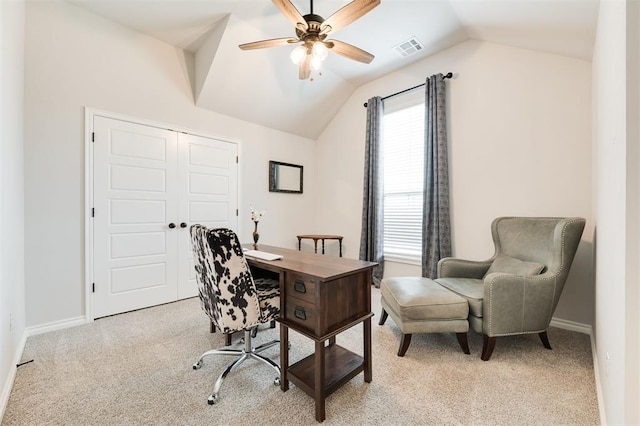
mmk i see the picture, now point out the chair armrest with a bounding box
[437,257,493,279]
[483,273,556,336]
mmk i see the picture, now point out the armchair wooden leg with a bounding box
[379,308,388,325]
[210,321,215,333]
[481,335,497,361]
[270,320,276,329]
[539,331,552,350]
[398,333,412,357]
[225,332,232,346]
[456,332,470,354]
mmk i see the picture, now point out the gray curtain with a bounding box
[359,96,384,287]
[422,74,451,278]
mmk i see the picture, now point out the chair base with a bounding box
[211,320,276,346]
[481,331,553,361]
[193,328,281,404]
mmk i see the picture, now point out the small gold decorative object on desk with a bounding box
[250,206,265,248]
[297,234,343,257]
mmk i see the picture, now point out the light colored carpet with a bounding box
[3,287,600,425]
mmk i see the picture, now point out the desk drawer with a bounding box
[284,298,317,331]
[285,273,317,304]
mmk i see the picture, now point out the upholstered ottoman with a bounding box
[379,277,470,356]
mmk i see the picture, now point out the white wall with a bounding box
[23,0,316,328]
[315,39,594,326]
[593,0,640,424]
[0,0,26,419]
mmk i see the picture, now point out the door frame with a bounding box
[84,107,243,322]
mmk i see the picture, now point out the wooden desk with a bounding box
[297,234,343,257]
[244,244,376,422]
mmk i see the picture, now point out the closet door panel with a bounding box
[93,116,179,318]
[177,133,238,299]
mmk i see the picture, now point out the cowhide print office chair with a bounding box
[190,225,281,405]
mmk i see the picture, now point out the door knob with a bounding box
[168,223,176,229]
[180,222,187,228]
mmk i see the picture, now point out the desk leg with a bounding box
[321,239,325,254]
[314,340,326,422]
[280,324,289,391]
[364,317,372,383]
[313,239,318,254]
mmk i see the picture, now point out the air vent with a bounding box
[393,37,424,58]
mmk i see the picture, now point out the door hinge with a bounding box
[92,208,95,218]
[236,209,239,216]
[236,156,239,164]
[92,132,95,142]
[92,283,95,293]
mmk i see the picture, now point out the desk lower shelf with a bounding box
[287,344,364,398]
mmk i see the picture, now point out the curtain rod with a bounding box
[363,72,453,107]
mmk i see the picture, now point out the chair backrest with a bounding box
[491,216,586,279]
[190,225,261,333]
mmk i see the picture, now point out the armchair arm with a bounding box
[437,257,493,279]
[483,273,557,336]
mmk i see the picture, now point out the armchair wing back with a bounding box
[436,217,585,360]
[490,217,585,314]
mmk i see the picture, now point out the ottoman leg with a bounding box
[456,333,470,354]
[379,308,388,325]
[398,334,412,357]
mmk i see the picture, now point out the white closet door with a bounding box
[93,116,179,318]
[177,133,238,299]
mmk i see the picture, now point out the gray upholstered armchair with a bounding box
[435,217,585,361]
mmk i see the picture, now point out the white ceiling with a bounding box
[67,0,599,139]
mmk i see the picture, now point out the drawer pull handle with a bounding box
[293,280,306,294]
[294,306,306,320]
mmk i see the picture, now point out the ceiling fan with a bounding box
[239,0,380,80]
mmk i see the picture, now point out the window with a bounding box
[382,94,425,263]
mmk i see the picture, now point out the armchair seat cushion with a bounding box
[435,277,484,318]
[484,255,545,277]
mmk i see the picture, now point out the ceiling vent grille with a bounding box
[393,37,423,58]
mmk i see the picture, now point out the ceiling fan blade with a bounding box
[327,40,374,64]
[272,0,308,31]
[239,37,299,50]
[299,55,311,80]
[321,0,380,35]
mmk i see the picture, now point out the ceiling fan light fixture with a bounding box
[240,0,380,80]
[312,42,329,61]
[290,45,307,65]
[310,56,323,71]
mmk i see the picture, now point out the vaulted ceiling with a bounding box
[68,0,600,139]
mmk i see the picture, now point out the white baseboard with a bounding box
[0,332,27,422]
[25,315,87,337]
[589,328,606,425]
[1,316,87,422]
[550,317,605,424]
[550,317,592,334]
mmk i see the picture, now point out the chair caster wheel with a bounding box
[193,361,202,370]
[274,377,281,386]
[207,394,218,405]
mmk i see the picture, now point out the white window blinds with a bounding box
[382,95,425,262]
